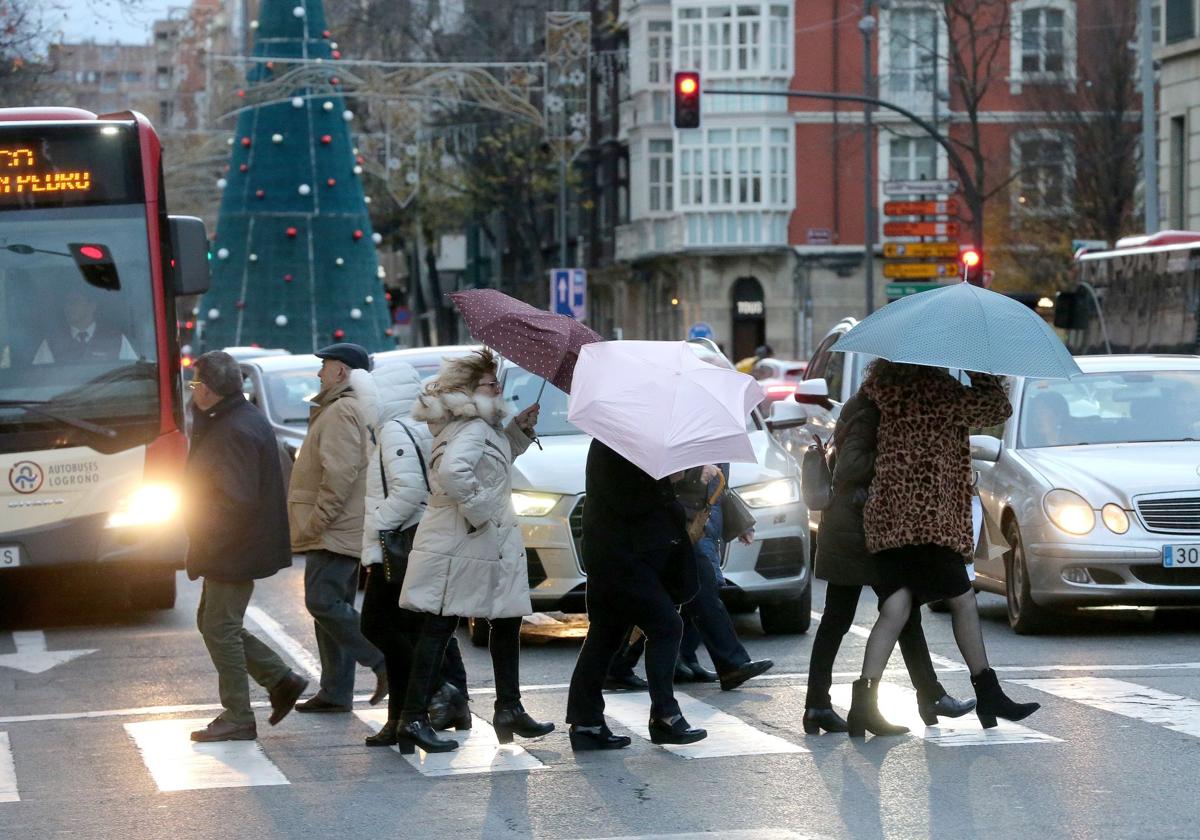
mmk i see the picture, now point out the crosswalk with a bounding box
[4,675,1200,799]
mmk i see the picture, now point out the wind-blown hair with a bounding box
[424,348,499,397]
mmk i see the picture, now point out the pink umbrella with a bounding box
[449,289,602,393]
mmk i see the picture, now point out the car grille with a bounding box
[754,537,806,579]
[569,496,586,573]
[1136,497,1200,534]
[1131,565,1200,586]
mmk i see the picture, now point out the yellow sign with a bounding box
[883,242,960,259]
[0,147,93,195]
[882,261,961,279]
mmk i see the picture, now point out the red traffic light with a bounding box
[674,71,701,129]
[960,249,981,268]
[678,75,698,95]
[959,247,984,286]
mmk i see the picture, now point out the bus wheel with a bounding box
[129,569,178,610]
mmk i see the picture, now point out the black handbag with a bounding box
[377,421,430,585]
[801,434,834,511]
[721,488,757,542]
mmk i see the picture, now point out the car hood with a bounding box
[511,430,795,496]
[1018,442,1200,507]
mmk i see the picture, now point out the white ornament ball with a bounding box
[363,196,372,204]
[376,266,386,279]
[216,247,229,259]
[291,97,304,108]
[371,232,382,245]
[275,314,289,327]
[323,101,334,112]
[350,308,362,320]
[192,306,200,316]
[353,147,360,155]
[208,308,220,320]
[216,178,227,189]
[181,343,193,355]
[353,165,363,175]
[335,257,344,266]
[249,19,259,29]
[249,253,258,262]
[226,137,235,146]
[298,184,311,195]
[365,295,374,304]
[272,133,283,144]
[342,110,354,121]
[293,6,305,18]
[330,41,339,50]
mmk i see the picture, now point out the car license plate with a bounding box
[1162,544,1200,567]
[0,545,19,568]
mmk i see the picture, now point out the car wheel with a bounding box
[467,617,490,647]
[128,568,177,610]
[758,581,812,634]
[1004,519,1052,635]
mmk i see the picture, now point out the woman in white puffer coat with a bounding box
[395,349,554,754]
[357,361,470,748]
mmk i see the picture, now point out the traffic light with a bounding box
[68,242,121,291]
[674,72,701,129]
[960,247,983,286]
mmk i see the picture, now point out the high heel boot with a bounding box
[846,678,909,737]
[971,668,1040,729]
[917,692,976,726]
[802,707,849,734]
[365,719,399,747]
[396,715,458,754]
[492,702,555,744]
[428,683,473,731]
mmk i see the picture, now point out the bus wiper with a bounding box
[0,399,118,438]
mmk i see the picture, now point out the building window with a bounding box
[1014,132,1073,214]
[649,138,674,212]
[677,9,704,70]
[1171,115,1188,228]
[767,5,788,72]
[768,128,789,204]
[652,91,669,122]
[708,128,734,204]
[679,130,704,206]
[706,6,733,72]
[735,128,762,203]
[736,6,760,71]
[889,136,938,184]
[675,2,789,77]
[1021,7,1065,73]
[1165,0,1195,44]
[677,125,789,211]
[648,20,672,84]
[887,8,937,97]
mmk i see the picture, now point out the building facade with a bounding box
[1157,0,1200,231]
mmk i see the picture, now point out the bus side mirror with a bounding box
[169,215,210,296]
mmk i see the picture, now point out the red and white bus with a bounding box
[0,107,209,608]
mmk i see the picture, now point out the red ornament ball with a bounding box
[239,163,248,173]
[266,61,274,70]
[332,50,341,59]
[330,77,340,85]
[355,155,364,165]
[286,227,298,238]
[283,273,294,282]
[326,178,336,187]
[320,134,332,145]
[333,329,346,340]
[236,89,245,98]
[255,189,265,199]
[322,29,331,38]
[241,137,251,147]
[352,230,363,241]
[235,300,245,309]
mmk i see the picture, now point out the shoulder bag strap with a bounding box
[396,420,431,493]
[377,431,389,499]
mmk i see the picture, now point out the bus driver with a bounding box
[32,289,137,365]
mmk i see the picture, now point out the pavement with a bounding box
[1,560,1199,840]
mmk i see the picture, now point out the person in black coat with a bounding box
[803,391,975,735]
[565,440,708,750]
[184,351,308,742]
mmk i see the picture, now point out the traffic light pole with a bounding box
[860,4,877,315]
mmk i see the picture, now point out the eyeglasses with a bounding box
[187,380,205,391]
[477,380,500,389]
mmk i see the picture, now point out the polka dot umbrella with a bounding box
[449,289,603,394]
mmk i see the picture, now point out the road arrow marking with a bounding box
[0,631,97,674]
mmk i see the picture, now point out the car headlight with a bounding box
[1102,503,1130,535]
[106,483,182,529]
[1043,489,1095,535]
[511,491,562,517]
[737,478,800,508]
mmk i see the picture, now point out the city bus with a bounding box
[1056,231,1200,355]
[0,107,209,609]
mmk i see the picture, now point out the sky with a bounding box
[50,0,180,46]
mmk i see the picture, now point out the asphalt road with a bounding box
[1,561,1199,840]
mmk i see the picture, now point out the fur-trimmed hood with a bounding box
[411,389,512,434]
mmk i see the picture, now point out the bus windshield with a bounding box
[0,203,160,450]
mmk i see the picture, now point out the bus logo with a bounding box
[9,461,43,494]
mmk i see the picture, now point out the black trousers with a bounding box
[805,582,945,709]
[680,548,750,674]
[359,567,468,720]
[569,576,684,725]
[401,613,522,718]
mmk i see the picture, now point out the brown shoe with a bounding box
[369,668,388,706]
[295,696,352,713]
[268,672,309,726]
[190,718,257,742]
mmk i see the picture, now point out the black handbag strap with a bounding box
[377,420,431,500]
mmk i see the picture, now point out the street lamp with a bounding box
[859,5,877,316]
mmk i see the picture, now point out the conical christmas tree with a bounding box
[200,0,391,353]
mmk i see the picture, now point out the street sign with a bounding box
[1071,238,1109,254]
[806,227,832,245]
[882,261,961,279]
[883,178,959,195]
[883,221,960,237]
[687,322,714,340]
[550,267,587,320]
[883,242,960,259]
[392,306,412,326]
[886,281,945,298]
[883,199,960,217]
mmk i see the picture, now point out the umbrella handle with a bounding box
[535,376,548,403]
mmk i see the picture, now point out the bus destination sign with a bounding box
[0,124,141,210]
[0,148,92,196]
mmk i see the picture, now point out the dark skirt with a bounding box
[874,543,971,606]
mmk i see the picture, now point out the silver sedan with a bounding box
[971,355,1200,633]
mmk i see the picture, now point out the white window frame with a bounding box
[1010,129,1076,217]
[1009,0,1077,94]
[877,131,949,240]
[879,4,944,110]
[673,0,793,80]
[647,20,672,86]
[648,137,675,215]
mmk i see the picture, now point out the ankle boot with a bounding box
[365,719,399,747]
[803,707,849,734]
[396,716,459,754]
[492,703,555,744]
[917,692,977,726]
[846,678,909,738]
[971,668,1040,729]
[428,683,473,731]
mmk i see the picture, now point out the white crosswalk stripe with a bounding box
[123,718,290,792]
[828,681,1063,746]
[354,709,546,777]
[0,732,18,803]
[1012,677,1200,738]
[600,691,808,758]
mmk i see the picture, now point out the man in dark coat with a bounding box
[565,440,707,750]
[184,351,308,742]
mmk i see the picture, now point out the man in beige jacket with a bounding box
[288,343,386,712]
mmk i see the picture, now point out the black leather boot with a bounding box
[971,668,1039,729]
[846,678,909,737]
[802,707,849,734]
[648,715,707,745]
[365,720,399,747]
[396,716,458,754]
[428,683,472,731]
[917,692,977,726]
[569,724,631,751]
[492,703,555,744]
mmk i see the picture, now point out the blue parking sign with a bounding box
[550,268,586,320]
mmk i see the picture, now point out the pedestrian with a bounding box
[396,349,552,754]
[802,389,974,736]
[565,441,710,751]
[358,361,471,747]
[183,351,308,742]
[288,342,387,713]
[848,362,1040,735]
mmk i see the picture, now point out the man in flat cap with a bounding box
[288,343,387,712]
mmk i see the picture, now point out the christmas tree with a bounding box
[200,0,391,353]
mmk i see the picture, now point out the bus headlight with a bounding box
[1043,489,1095,536]
[511,491,561,517]
[737,478,800,508]
[106,483,182,529]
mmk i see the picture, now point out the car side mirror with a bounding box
[169,215,211,296]
[766,400,809,431]
[970,434,1002,462]
[795,378,832,410]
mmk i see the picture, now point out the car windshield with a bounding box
[0,204,160,450]
[1019,370,1200,447]
[503,367,580,437]
[261,367,322,425]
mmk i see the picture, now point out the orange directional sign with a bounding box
[883,221,960,237]
[883,242,961,259]
[883,199,960,217]
[882,261,962,279]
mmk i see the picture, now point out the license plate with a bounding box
[0,545,19,568]
[1162,544,1200,567]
